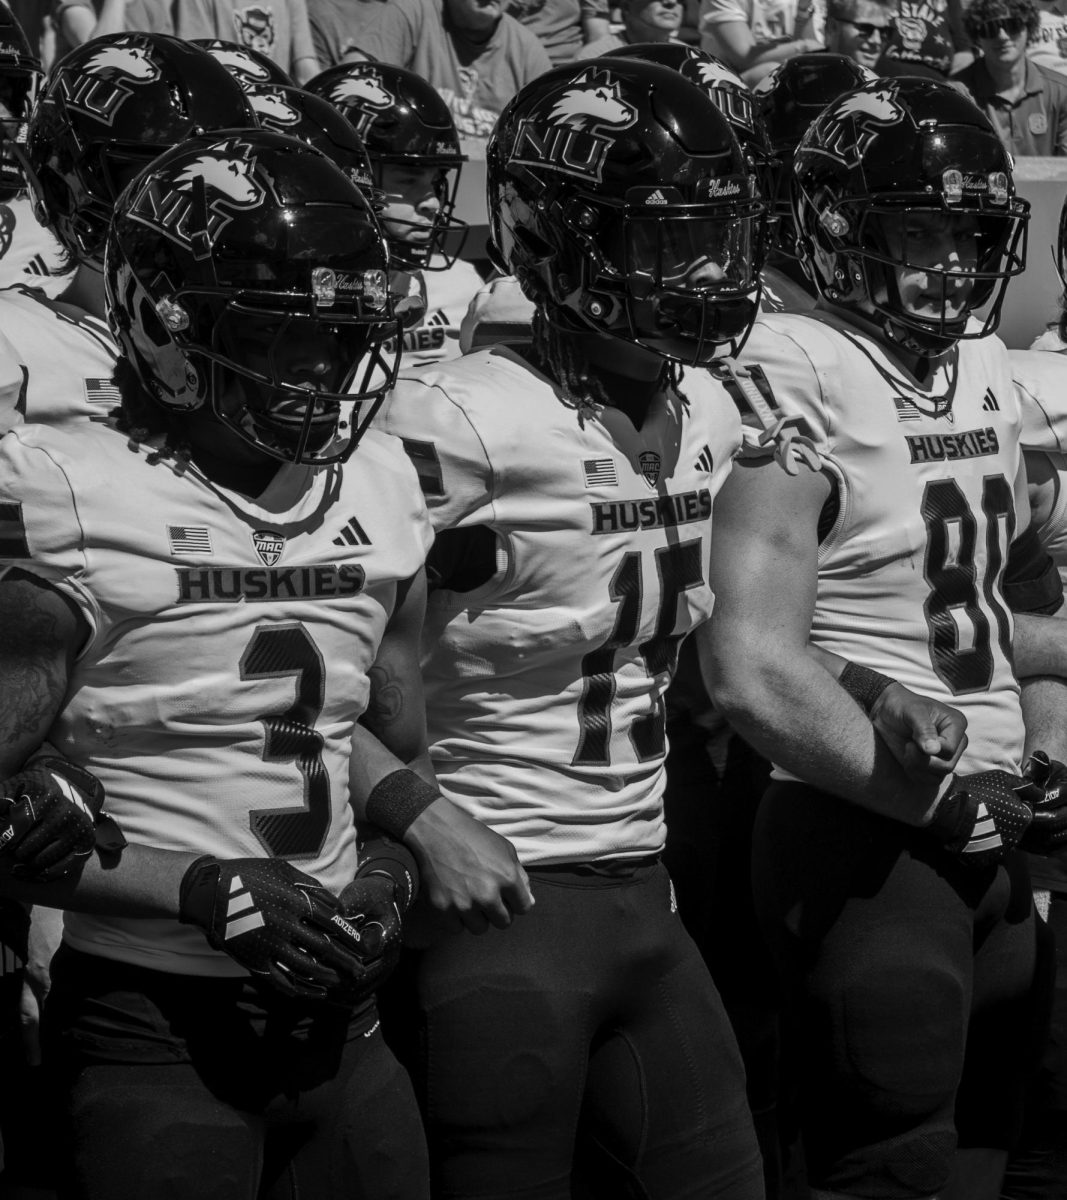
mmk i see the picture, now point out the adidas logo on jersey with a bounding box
[982,388,1000,412]
[224,875,266,940]
[694,444,714,474]
[333,515,371,547]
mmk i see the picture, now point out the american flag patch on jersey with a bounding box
[84,378,122,408]
[892,396,923,422]
[0,502,29,557]
[583,458,618,487]
[168,525,212,556]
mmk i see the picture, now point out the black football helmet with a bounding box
[753,53,876,257]
[488,59,767,364]
[243,83,379,201]
[601,44,775,205]
[0,1,40,201]
[25,34,256,263]
[305,62,467,270]
[105,130,402,466]
[191,38,294,88]
[793,77,1029,352]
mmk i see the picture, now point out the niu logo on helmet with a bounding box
[129,144,268,254]
[54,39,161,126]
[510,69,638,183]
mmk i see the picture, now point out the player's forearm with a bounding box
[1,843,198,918]
[702,628,941,825]
[1021,676,1067,761]
[1014,612,1067,678]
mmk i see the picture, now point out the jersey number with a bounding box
[241,623,330,858]
[922,474,1014,696]
[574,540,704,767]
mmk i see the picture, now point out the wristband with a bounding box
[838,661,895,715]
[365,769,439,839]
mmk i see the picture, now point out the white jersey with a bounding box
[386,257,484,369]
[0,285,118,434]
[0,198,69,297]
[740,311,1028,775]
[1011,345,1067,580]
[375,346,742,864]
[0,419,432,975]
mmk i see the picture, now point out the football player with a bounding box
[374,58,770,1199]
[752,52,878,310]
[701,77,1067,1200]
[0,128,527,1199]
[0,33,256,434]
[306,61,483,367]
[0,0,66,294]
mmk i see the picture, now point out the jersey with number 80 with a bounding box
[376,347,742,865]
[740,311,1028,776]
[0,417,431,975]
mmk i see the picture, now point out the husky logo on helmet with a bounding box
[815,87,906,167]
[691,59,756,134]
[248,88,300,126]
[54,38,161,126]
[210,46,271,82]
[328,71,393,135]
[511,69,638,183]
[131,143,268,254]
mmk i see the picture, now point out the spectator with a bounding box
[878,0,972,77]
[504,0,610,64]
[576,0,682,56]
[699,0,824,87]
[51,0,175,58]
[307,0,383,66]
[822,0,892,66]
[177,0,321,81]
[1028,0,1067,77]
[343,0,552,146]
[953,0,1067,156]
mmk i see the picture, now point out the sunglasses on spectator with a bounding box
[972,16,1026,38]
[835,17,891,38]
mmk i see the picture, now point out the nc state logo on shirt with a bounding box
[53,38,162,127]
[510,69,639,183]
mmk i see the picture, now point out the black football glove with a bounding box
[178,856,369,1003]
[925,769,1033,869]
[1016,752,1067,857]
[0,757,112,881]
[330,828,420,1006]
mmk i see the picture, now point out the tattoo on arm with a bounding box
[362,662,405,738]
[0,579,73,759]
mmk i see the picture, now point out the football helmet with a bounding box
[305,62,467,270]
[243,83,378,201]
[793,77,1029,352]
[601,43,774,204]
[487,59,767,364]
[191,38,293,88]
[754,53,876,256]
[0,1,41,201]
[105,131,402,466]
[25,34,255,263]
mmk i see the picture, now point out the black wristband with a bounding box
[365,769,439,839]
[838,661,895,715]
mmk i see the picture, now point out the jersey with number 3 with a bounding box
[0,419,431,975]
[740,311,1027,775]
[375,345,741,865]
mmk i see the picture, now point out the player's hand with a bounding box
[403,796,534,937]
[19,905,63,1067]
[330,873,405,1004]
[924,770,1033,868]
[178,856,367,1003]
[869,682,968,781]
[0,757,104,881]
[1016,751,1067,857]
